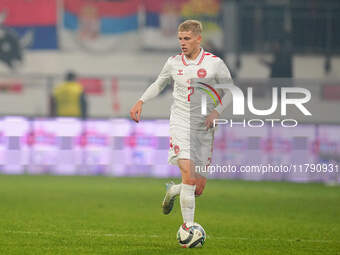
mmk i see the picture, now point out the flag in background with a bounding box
[142,0,222,50]
[61,0,140,52]
[0,0,58,49]
[0,0,220,52]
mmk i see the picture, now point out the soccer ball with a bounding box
[177,222,206,248]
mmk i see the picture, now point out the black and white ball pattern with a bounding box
[177,223,206,248]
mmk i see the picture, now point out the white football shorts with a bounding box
[168,113,215,167]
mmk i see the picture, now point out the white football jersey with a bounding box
[140,48,232,120]
[140,48,232,166]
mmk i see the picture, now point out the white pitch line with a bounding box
[2,230,340,244]
[213,236,340,244]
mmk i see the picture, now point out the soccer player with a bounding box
[130,20,232,228]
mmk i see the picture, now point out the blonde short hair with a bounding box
[178,20,203,35]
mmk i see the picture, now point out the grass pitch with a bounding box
[0,175,339,255]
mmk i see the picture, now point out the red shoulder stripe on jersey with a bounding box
[205,53,217,57]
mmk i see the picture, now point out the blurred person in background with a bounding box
[51,71,87,119]
[259,37,293,79]
[259,35,293,97]
[324,53,338,79]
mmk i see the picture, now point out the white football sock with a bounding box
[180,184,196,227]
[170,183,181,196]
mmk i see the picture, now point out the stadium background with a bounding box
[0,0,339,182]
[0,1,339,254]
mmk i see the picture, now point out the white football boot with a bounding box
[162,181,178,215]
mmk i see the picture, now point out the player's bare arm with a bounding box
[130,55,171,124]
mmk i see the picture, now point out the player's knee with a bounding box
[180,169,197,185]
[182,176,196,185]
